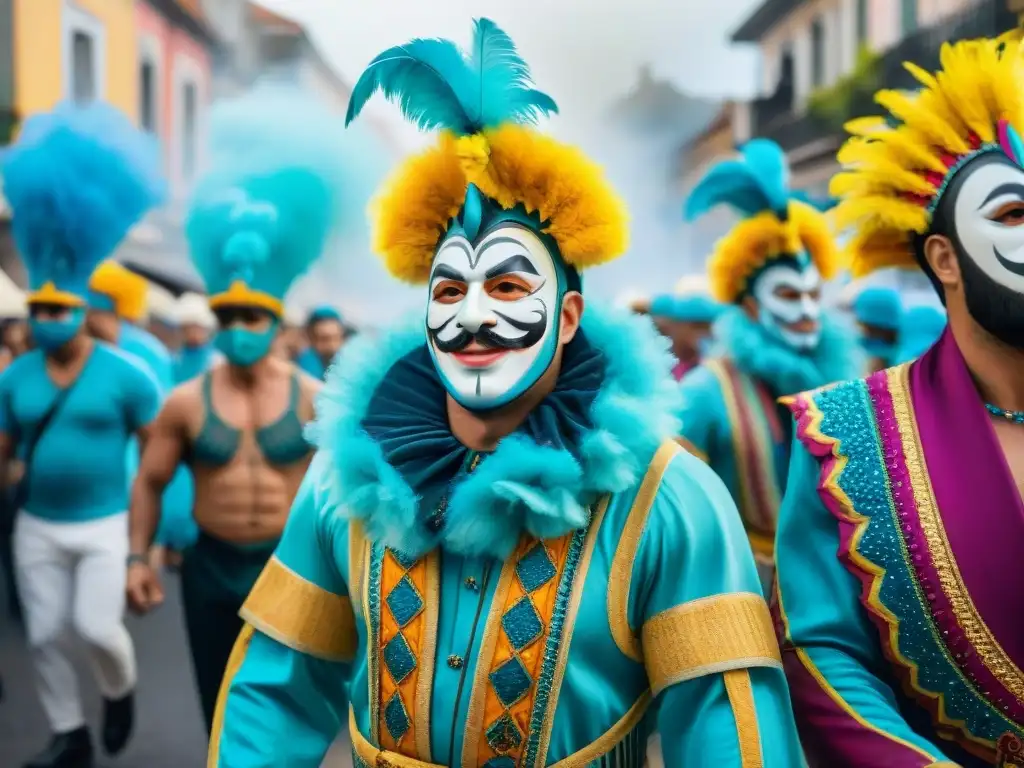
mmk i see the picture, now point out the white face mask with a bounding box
[953,159,1024,295]
[752,261,822,351]
[425,224,561,410]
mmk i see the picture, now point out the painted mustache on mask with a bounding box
[430,309,548,353]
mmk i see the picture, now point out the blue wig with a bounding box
[1,101,165,303]
[185,86,361,312]
[852,286,903,331]
[684,138,790,222]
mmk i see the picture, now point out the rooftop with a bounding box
[249,2,304,35]
[731,0,802,43]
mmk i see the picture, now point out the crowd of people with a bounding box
[0,15,1021,768]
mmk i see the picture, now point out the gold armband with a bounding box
[642,592,781,696]
[240,556,357,662]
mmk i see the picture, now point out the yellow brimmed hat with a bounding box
[346,18,629,285]
[831,36,1024,277]
[88,260,149,321]
[685,139,839,303]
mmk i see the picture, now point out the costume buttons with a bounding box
[464,576,479,591]
[447,654,464,670]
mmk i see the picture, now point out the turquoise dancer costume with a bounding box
[679,139,860,577]
[776,36,1024,767]
[209,20,801,768]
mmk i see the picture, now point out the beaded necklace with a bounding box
[985,403,1024,424]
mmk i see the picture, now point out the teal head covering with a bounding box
[853,286,903,331]
[1,101,164,307]
[649,293,724,323]
[185,87,359,317]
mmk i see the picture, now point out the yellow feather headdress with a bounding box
[831,36,1024,277]
[685,139,839,303]
[346,19,628,285]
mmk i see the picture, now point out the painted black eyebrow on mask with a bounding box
[484,254,540,279]
[979,182,1024,209]
[429,264,464,282]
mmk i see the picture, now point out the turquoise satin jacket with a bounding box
[209,306,803,767]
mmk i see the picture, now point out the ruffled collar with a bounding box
[713,306,863,396]
[310,304,681,560]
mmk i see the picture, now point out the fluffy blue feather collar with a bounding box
[309,304,681,561]
[713,306,863,395]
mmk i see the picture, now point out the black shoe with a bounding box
[23,727,93,768]
[102,692,134,755]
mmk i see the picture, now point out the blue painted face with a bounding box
[425,197,570,411]
[29,307,85,351]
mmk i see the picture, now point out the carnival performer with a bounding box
[209,20,801,767]
[125,87,351,734]
[852,285,904,373]
[295,305,346,380]
[679,138,861,585]
[173,292,218,384]
[0,102,164,768]
[648,275,723,380]
[776,37,1024,767]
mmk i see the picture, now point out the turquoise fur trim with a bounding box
[812,382,1019,744]
[714,306,862,395]
[311,303,681,560]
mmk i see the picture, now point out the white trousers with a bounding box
[14,510,136,733]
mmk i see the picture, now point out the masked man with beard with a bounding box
[125,89,357,734]
[679,139,861,586]
[209,20,801,768]
[776,37,1024,767]
[0,102,164,768]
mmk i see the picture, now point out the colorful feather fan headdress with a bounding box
[1,102,165,307]
[345,18,629,284]
[186,87,358,316]
[685,139,839,303]
[831,37,1024,278]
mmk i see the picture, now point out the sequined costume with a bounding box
[208,19,801,768]
[678,140,860,578]
[775,36,1024,767]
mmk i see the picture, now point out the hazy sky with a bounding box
[259,0,762,322]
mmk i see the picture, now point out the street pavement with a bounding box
[0,572,351,768]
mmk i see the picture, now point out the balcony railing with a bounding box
[751,0,1018,151]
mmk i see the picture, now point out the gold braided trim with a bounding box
[641,592,781,696]
[414,549,440,762]
[349,520,367,622]
[889,365,1024,707]
[724,670,763,768]
[207,624,254,767]
[349,706,446,768]
[239,556,357,662]
[607,440,682,662]
[675,435,709,463]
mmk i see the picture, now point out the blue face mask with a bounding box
[861,336,896,364]
[30,308,85,351]
[214,324,277,367]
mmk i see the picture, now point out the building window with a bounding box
[901,0,918,35]
[856,0,869,45]
[182,82,197,181]
[71,30,96,103]
[810,18,825,87]
[140,59,156,132]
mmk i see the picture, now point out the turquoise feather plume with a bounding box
[345,18,558,134]
[0,101,164,298]
[186,86,367,303]
[684,138,791,221]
